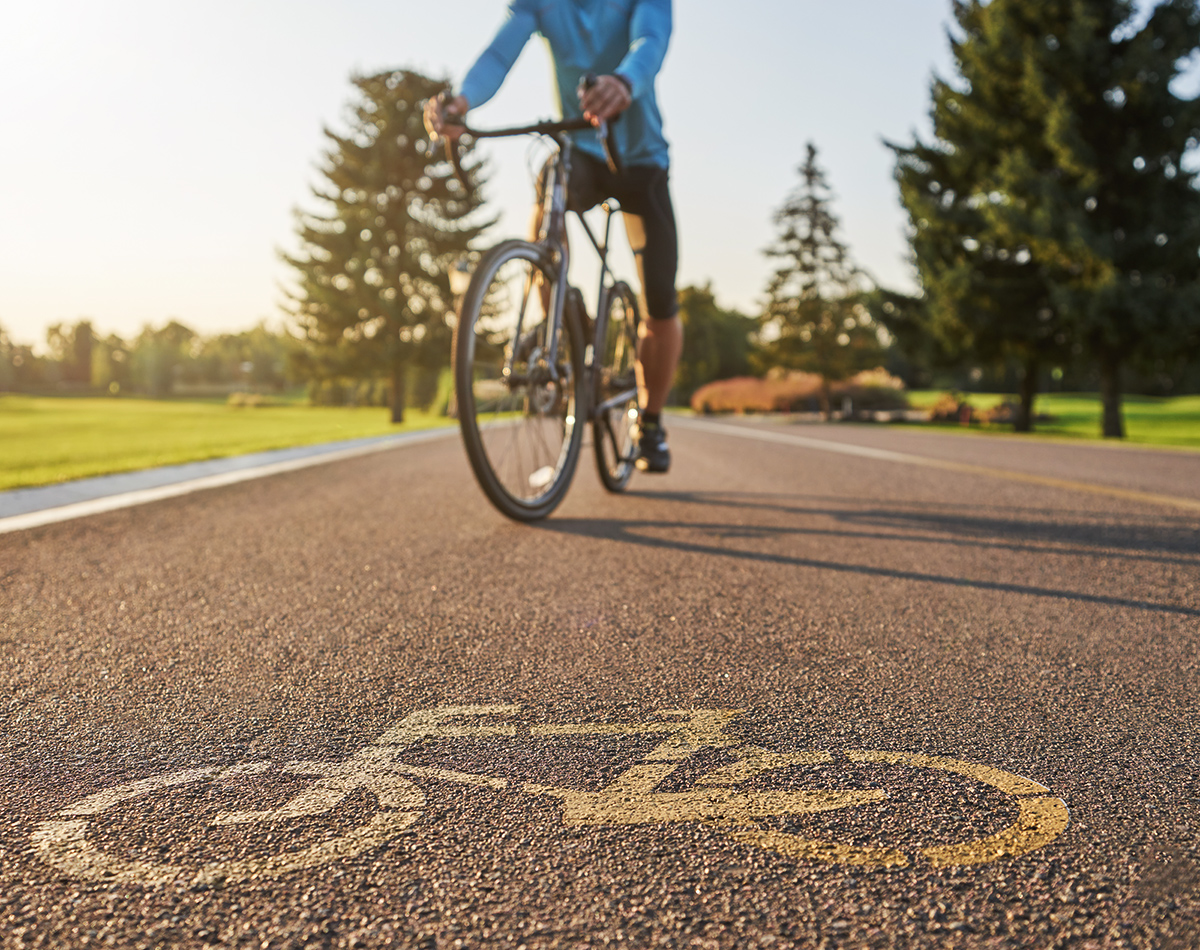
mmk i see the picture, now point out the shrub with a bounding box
[691,368,907,415]
[833,369,909,412]
[228,392,268,408]
[929,391,974,424]
[691,372,823,414]
[976,400,1056,427]
[979,400,1018,426]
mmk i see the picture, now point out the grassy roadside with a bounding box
[905,391,1200,449]
[0,395,454,491]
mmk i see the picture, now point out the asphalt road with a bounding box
[1,418,1198,949]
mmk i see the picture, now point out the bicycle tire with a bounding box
[454,240,585,522]
[592,281,641,493]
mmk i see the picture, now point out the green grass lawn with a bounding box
[907,391,1200,449]
[0,395,454,491]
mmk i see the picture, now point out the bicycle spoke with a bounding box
[456,243,583,520]
[592,283,640,493]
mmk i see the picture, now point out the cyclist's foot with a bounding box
[635,420,671,473]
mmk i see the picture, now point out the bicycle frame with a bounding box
[524,136,629,397]
[444,116,637,417]
[531,135,574,384]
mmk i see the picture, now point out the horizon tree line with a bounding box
[8,1,1200,437]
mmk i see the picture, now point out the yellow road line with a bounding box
[678,418,1200,513]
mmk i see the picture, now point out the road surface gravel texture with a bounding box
[1,417,1197,949]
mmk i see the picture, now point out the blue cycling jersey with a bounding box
[458,0,672,169]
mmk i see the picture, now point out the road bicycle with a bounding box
[442,99,642,521]
[31,706,1071,887]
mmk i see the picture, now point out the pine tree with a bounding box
[283,70,491,422]
[758,144,882,418]
[892,0,1075,432]
[895,0,1200,438]
[1017,0,1200,437]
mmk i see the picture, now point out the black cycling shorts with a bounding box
[561,152,680,321]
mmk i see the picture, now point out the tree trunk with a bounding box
[390,359,407,424]
[1099,351,1124,439]
[819,378,832,421]
[1014,357,1038,433]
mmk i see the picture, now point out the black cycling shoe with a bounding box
[635,421,671,473]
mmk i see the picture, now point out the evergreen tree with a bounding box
[865,289,943,390]
[896,0,1200,437]
[892,0,1074,432]
[283,70,490,422]
[1018,0,1200,437]
[758,144,882,417]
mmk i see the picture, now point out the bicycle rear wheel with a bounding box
[454,240,585,522]
[592,281,641,493]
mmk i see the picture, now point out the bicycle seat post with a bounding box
[599,199,622,266]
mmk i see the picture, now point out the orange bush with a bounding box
[690,372,822,414]
[690,368,906,414]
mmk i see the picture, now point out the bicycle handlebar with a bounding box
[438,91,622,190]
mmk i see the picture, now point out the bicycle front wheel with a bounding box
[454,240,585,522]
[592,281,641,493]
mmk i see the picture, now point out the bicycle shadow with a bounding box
[536,491,1200,618]
[626,489,1200,563]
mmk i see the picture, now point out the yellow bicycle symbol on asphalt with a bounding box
[33,706,1069,885]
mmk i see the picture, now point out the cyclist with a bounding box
[425,0,679,473]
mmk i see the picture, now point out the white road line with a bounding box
[676,417,1200,513]
[0,429,457,536]
[678,418,929,464]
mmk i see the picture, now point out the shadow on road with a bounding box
[628,489,1200,563]
[537,490,1200,618]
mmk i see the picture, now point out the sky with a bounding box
[0,0,965,348]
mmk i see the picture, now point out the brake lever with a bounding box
[577,74,622,176]
[600,120,621,176]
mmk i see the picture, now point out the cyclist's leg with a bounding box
[620,166,681,417]
[528,163,556,319]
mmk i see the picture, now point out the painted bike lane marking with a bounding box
[32,706,1069,885]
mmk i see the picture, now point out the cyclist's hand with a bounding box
[425,94,470,143]
[579,75,631,125]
